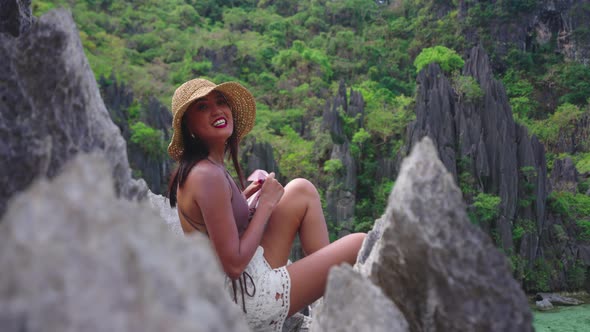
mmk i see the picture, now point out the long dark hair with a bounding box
[167,110,245,208]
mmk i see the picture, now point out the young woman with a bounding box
[167,78,365,331]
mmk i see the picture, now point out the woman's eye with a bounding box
[217,99,227,106]
[196,103,208,111]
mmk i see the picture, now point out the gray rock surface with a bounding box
[0,154,249,332]
[550,158,579,193]
[99,75,173,195]
[536,299,554,311]
[459,0,590,71]
[311,264,408,332]
[402,46,590,291]
[147,190,183,236]
[356,137,533,332]
[321,81,364,236]
[242,139,280,179]
[0,8,147,219]
[0,0,33,37]
[536,293,584,306]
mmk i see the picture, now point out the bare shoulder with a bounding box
[185,160,230,195]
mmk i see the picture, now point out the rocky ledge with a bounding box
[311,138,533,332]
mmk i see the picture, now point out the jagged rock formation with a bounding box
[550,112,590,154]
[0,6,147,219]
[403,45,589,291]
[148,190,183,236]
[311,264,409,332]
[550,157,579,193]
[241,138,280,178]
[99,75,173,194]
[321,80,364,236]
[459,0,590,68]
[0,0,32,37]
[316,138,533,332]
[0,154,249,332]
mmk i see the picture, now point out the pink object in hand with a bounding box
[247,169,269,182]
[247,169,269,212]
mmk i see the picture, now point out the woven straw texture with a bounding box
[168,78,256,160]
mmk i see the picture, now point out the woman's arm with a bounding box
[189,163,283,279]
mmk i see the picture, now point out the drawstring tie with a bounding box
[231,271,256,313]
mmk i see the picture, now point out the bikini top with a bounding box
[179,161,251,237]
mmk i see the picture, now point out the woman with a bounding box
[167,78,365,331]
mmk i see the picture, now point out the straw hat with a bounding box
[167,78,256,161]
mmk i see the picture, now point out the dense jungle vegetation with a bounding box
[34,0,590,291]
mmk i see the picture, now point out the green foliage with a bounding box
[350,128,371,158]
[513,218,535,246]
[549,191,590,240]
[414,45,464,74]
[567,260,587,291]
[354,180,394,232]
[512,226,525,243]
[509,253,527,281]
[359,81,414,143]
[553,224,569,243]
[575,153,590,174]
[526,258,553,292]
[37,0,590,266]
[470,193,501,225]
[129,121,166,159]
[518,166,537,208]
[32,0,59,16]
[273,125,315,180]
[457,156,477,197]
[452,74,484,103]
[529,103,583,147]
[323,159,343,175]
[556,64,590,105]
[502,69,535,118]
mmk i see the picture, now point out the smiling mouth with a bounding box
[213,118,227,128]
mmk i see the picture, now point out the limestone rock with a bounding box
[459,0,590,72]
[99,75,173,194]
[242,139,280,179]
[403,46,565,289]
[311,265,408,332]
[0,0,33,37]
[550,158,579,193]
[536,299,553,311]
[147,190,183,237]
[536,293,584,306]
[0,8,147,219]
[359,137,533,332]
[321,81,365,236]
[0,154,249,332]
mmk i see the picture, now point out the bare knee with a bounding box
[285,178,319,197]
[349,232,366,251]
[339,232,366,263]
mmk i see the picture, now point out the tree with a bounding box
[413,45,464,74]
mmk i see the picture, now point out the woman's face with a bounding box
[184,91,234,145]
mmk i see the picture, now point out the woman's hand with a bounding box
[243,179,263,199]
[257,172,284,210]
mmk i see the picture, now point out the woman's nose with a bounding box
[210,103,227,116]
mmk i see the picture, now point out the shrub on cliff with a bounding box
[414,45,464,74]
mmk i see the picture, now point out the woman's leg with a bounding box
[286,233,365,316]
[260,178,330,268]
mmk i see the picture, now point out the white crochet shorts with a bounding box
[225,246,291,332]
